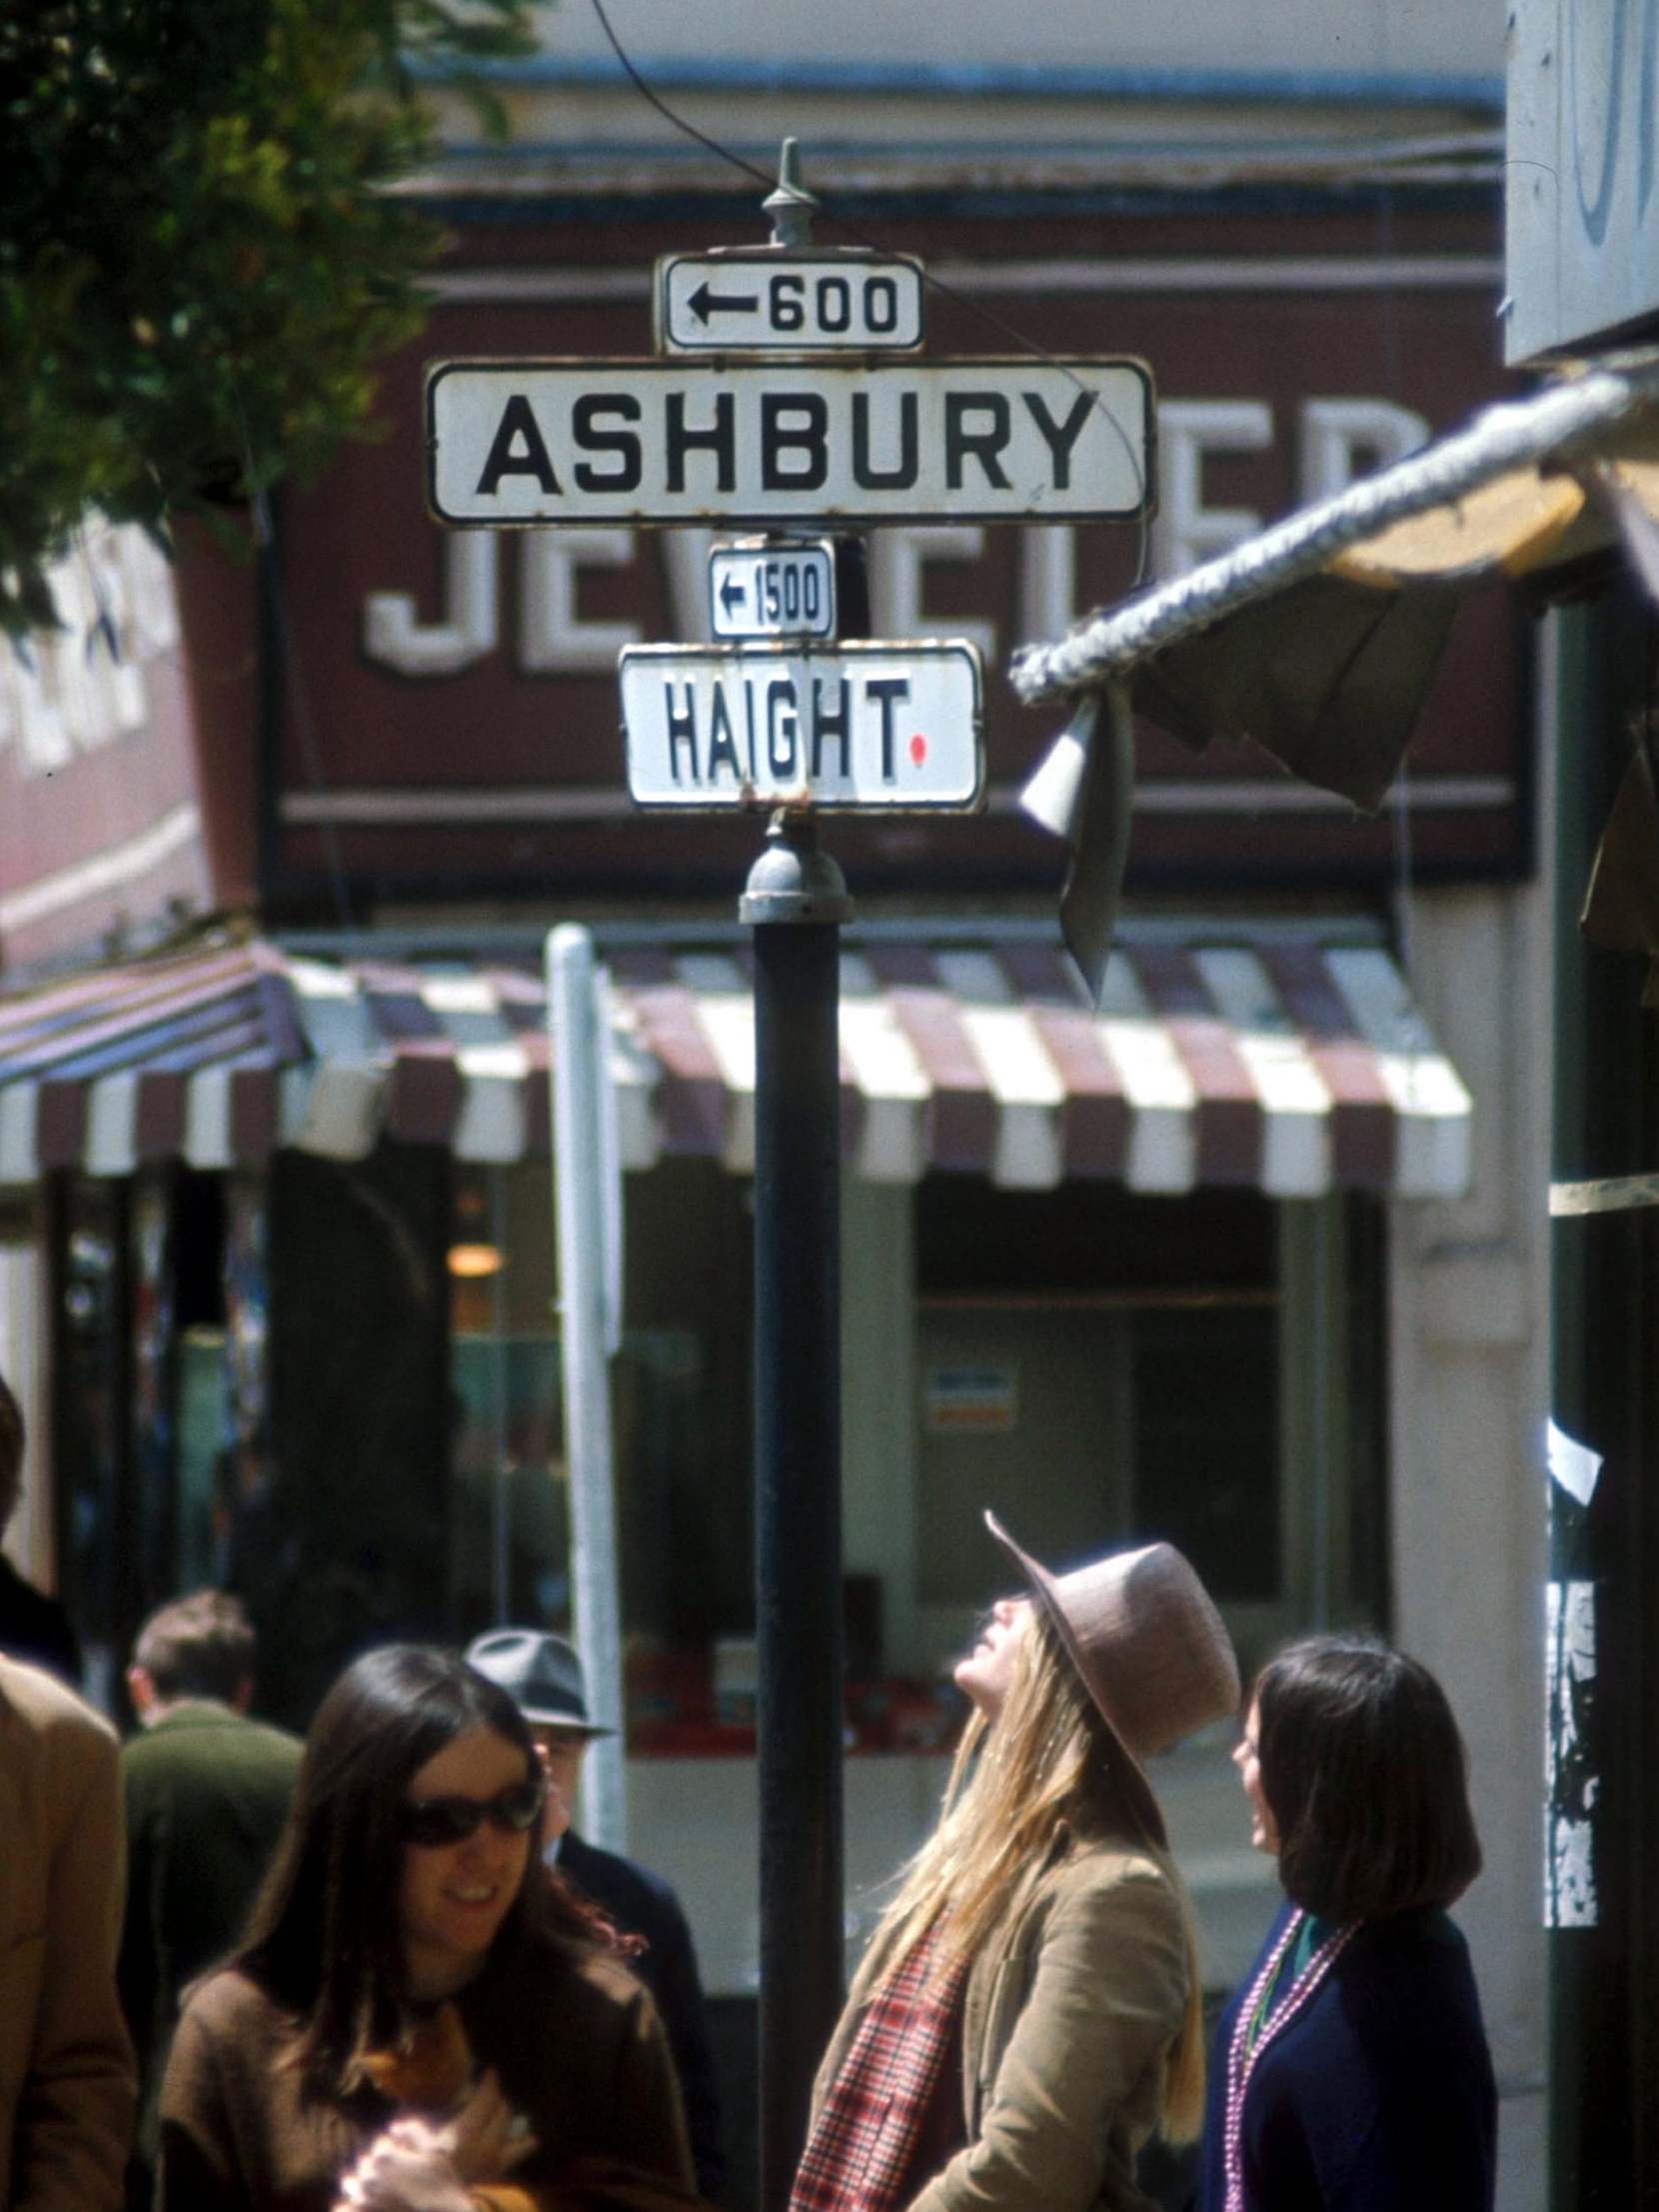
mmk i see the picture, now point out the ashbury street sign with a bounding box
[426,359,1153,527]
[619,640,984,810]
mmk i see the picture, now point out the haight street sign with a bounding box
[426,359,1154,528]
[656,252,925,354]
[619,639,984,811]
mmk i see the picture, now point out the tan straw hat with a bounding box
[984,1510,1240,1844]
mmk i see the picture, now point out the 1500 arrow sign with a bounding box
[426,358,1154,526]
[710,541,837,640]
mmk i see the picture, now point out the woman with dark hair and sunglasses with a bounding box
[157,1645,697,2212]
[1197,1634,1496,2212]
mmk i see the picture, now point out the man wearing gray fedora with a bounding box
[466,1628,726,2201]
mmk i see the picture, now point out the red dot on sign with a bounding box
[908,734,927,767]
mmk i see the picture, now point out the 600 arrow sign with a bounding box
[657,252,925,353]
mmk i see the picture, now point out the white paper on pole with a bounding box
[1544,1577,1598,1929]
[1546,1419,1602,1508]
[1018,697,1096,844]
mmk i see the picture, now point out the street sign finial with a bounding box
[765,138,818,249]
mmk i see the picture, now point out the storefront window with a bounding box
[56,1180,124,1705]
[48,1169,265,1708]
[173,1173,271,1595]
[910,1177,1386,1673]
[448,1163,562,1630]
[0,1199,49,1597]
[914,1178,1284,1623]
[262,1143,452,1727]
[175,1324,229,1591]
[131,1176,176,1613]
[448,1160,737,1703]
[1131,1300,1279,1601]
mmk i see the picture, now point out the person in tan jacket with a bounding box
[794,1512,1239,2212]
[0,1648,137,2211]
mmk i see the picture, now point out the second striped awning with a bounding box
[0,927,1471,1198]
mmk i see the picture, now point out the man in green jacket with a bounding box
[117,1589,302,2206]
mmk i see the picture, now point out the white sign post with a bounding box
[546,926,627,1853]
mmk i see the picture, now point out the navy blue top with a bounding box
[556,1828,727,2201]
[1195,1900,1496,2212]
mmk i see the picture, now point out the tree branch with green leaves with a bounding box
[0,0,536,636]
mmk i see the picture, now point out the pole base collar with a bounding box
[741,815,853,927]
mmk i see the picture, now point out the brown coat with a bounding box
[812,1832,1190,2212]
[158,1934,696,2212]
[0,1652,136,2212]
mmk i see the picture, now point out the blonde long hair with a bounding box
[870,1606,1206,2144]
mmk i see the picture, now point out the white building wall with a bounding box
[1389,871,1551,2212]
[455,0,1502,177]
[531,0,1496,81]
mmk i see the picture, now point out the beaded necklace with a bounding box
[1221,1908,1359,2212]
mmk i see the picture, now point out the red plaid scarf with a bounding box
[790,1924,969,2212]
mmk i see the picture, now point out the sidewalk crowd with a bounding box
[0,1368,1493,2212]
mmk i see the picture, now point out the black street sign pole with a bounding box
[425,132,1016,2212]
[745,148,856,2212]
[1547,581,1659,2205]
[743,811,852,2211]
[426,118,1143,2212]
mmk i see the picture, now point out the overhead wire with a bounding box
[588,0,1153,586]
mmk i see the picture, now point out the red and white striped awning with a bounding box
[0,929,1471,1197]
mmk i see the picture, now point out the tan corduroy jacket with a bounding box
[0,1653,136,2212]
[811,1829,1190,2212]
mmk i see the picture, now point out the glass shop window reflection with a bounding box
[59,1193,122,1706]
[446,1163,716,1654]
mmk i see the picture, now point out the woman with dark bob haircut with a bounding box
[1196,1634,1496,2212]
[157,1645,698,2212]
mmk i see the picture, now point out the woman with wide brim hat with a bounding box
[793,1511,1239,2212]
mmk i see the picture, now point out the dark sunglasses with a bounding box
[402,1772,545,1849]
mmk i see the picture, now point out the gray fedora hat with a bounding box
[465,1628,615,1735]
[983,1510,1240,1846]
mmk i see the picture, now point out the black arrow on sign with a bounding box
[720,575,748,616]
[689,281,762,324]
